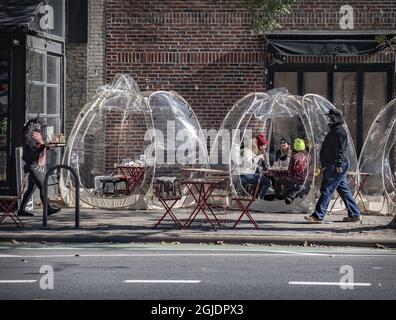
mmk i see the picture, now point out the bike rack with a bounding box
[43,165,80,229]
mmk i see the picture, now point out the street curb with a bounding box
[0,233,395,248]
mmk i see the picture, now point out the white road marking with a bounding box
[124,280,201,284]
[289,281,371,287]
[16,247,83,250]
[0,280,37,284]
[0,251,395,259]
[0,253,298,258]
[0,247,395,259]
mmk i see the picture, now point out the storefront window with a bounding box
[27,49,62,170]
[363,72,387,141]
[274,72,298,95]
[272,66,391,154]
[334,72,358,148]
[304,72,328,98]
[0,51,9,183]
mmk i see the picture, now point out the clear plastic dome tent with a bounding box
[60,75,208,209]
[359,98,396,214]
[210,89,358,213]
[302,94,358,172]
[302,94,359,212]
[146,90,208,175]
[145,90,208,209]
[60,74,154,209]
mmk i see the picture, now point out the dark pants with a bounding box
[313,162,360,220]
[275,177,308,201]
[19,163,53,212]
[240,174,271,199]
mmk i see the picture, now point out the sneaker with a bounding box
[304,214,323,223]
[17,210,34,217]
[48,208,61,216]
[343,216,362,222]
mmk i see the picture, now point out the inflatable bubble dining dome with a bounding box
[60,74,208,209]
[209,89,358,213]
[359,98,396,214]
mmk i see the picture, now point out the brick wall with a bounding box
[281,0,396,31]
[101,0,396,172]
[65,0,106,138]
[105,0,396,129]
[106,0,265,133]
[65,43,87,137]
[87,0,106,99]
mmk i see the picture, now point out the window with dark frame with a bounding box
[270,64,394,154]
[26,48,62,171]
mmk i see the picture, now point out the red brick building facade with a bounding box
[104,0,396,154]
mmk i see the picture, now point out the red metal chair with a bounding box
[0,174,29,228]
[232,176,262,229]
[153,177,182,229]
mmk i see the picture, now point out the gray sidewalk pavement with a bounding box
[0,207,395,247]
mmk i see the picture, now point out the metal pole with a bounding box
[43,173,49,228]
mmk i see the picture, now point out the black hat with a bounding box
[280,136,291,145]
[325,109,343,117]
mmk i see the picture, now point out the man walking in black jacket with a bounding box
[305,109,361,223]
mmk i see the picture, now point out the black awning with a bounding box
[266,33,391,56]
[0,0,42,29]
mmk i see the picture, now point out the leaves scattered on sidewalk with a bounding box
[375,244,388,250]
[215,240,225,245]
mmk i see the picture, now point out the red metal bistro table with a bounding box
[182,178,227,229]
[115,165,145,194]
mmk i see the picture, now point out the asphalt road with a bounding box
[0,243,395,300]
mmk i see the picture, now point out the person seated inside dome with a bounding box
[237,133,271,200]
[274,138,310,204]
[275,136,292,165]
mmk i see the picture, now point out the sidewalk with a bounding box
[0,208,395,247]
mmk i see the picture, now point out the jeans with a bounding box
[313,162,360,220]
[19,163,54,212]
[240,174,271,199]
